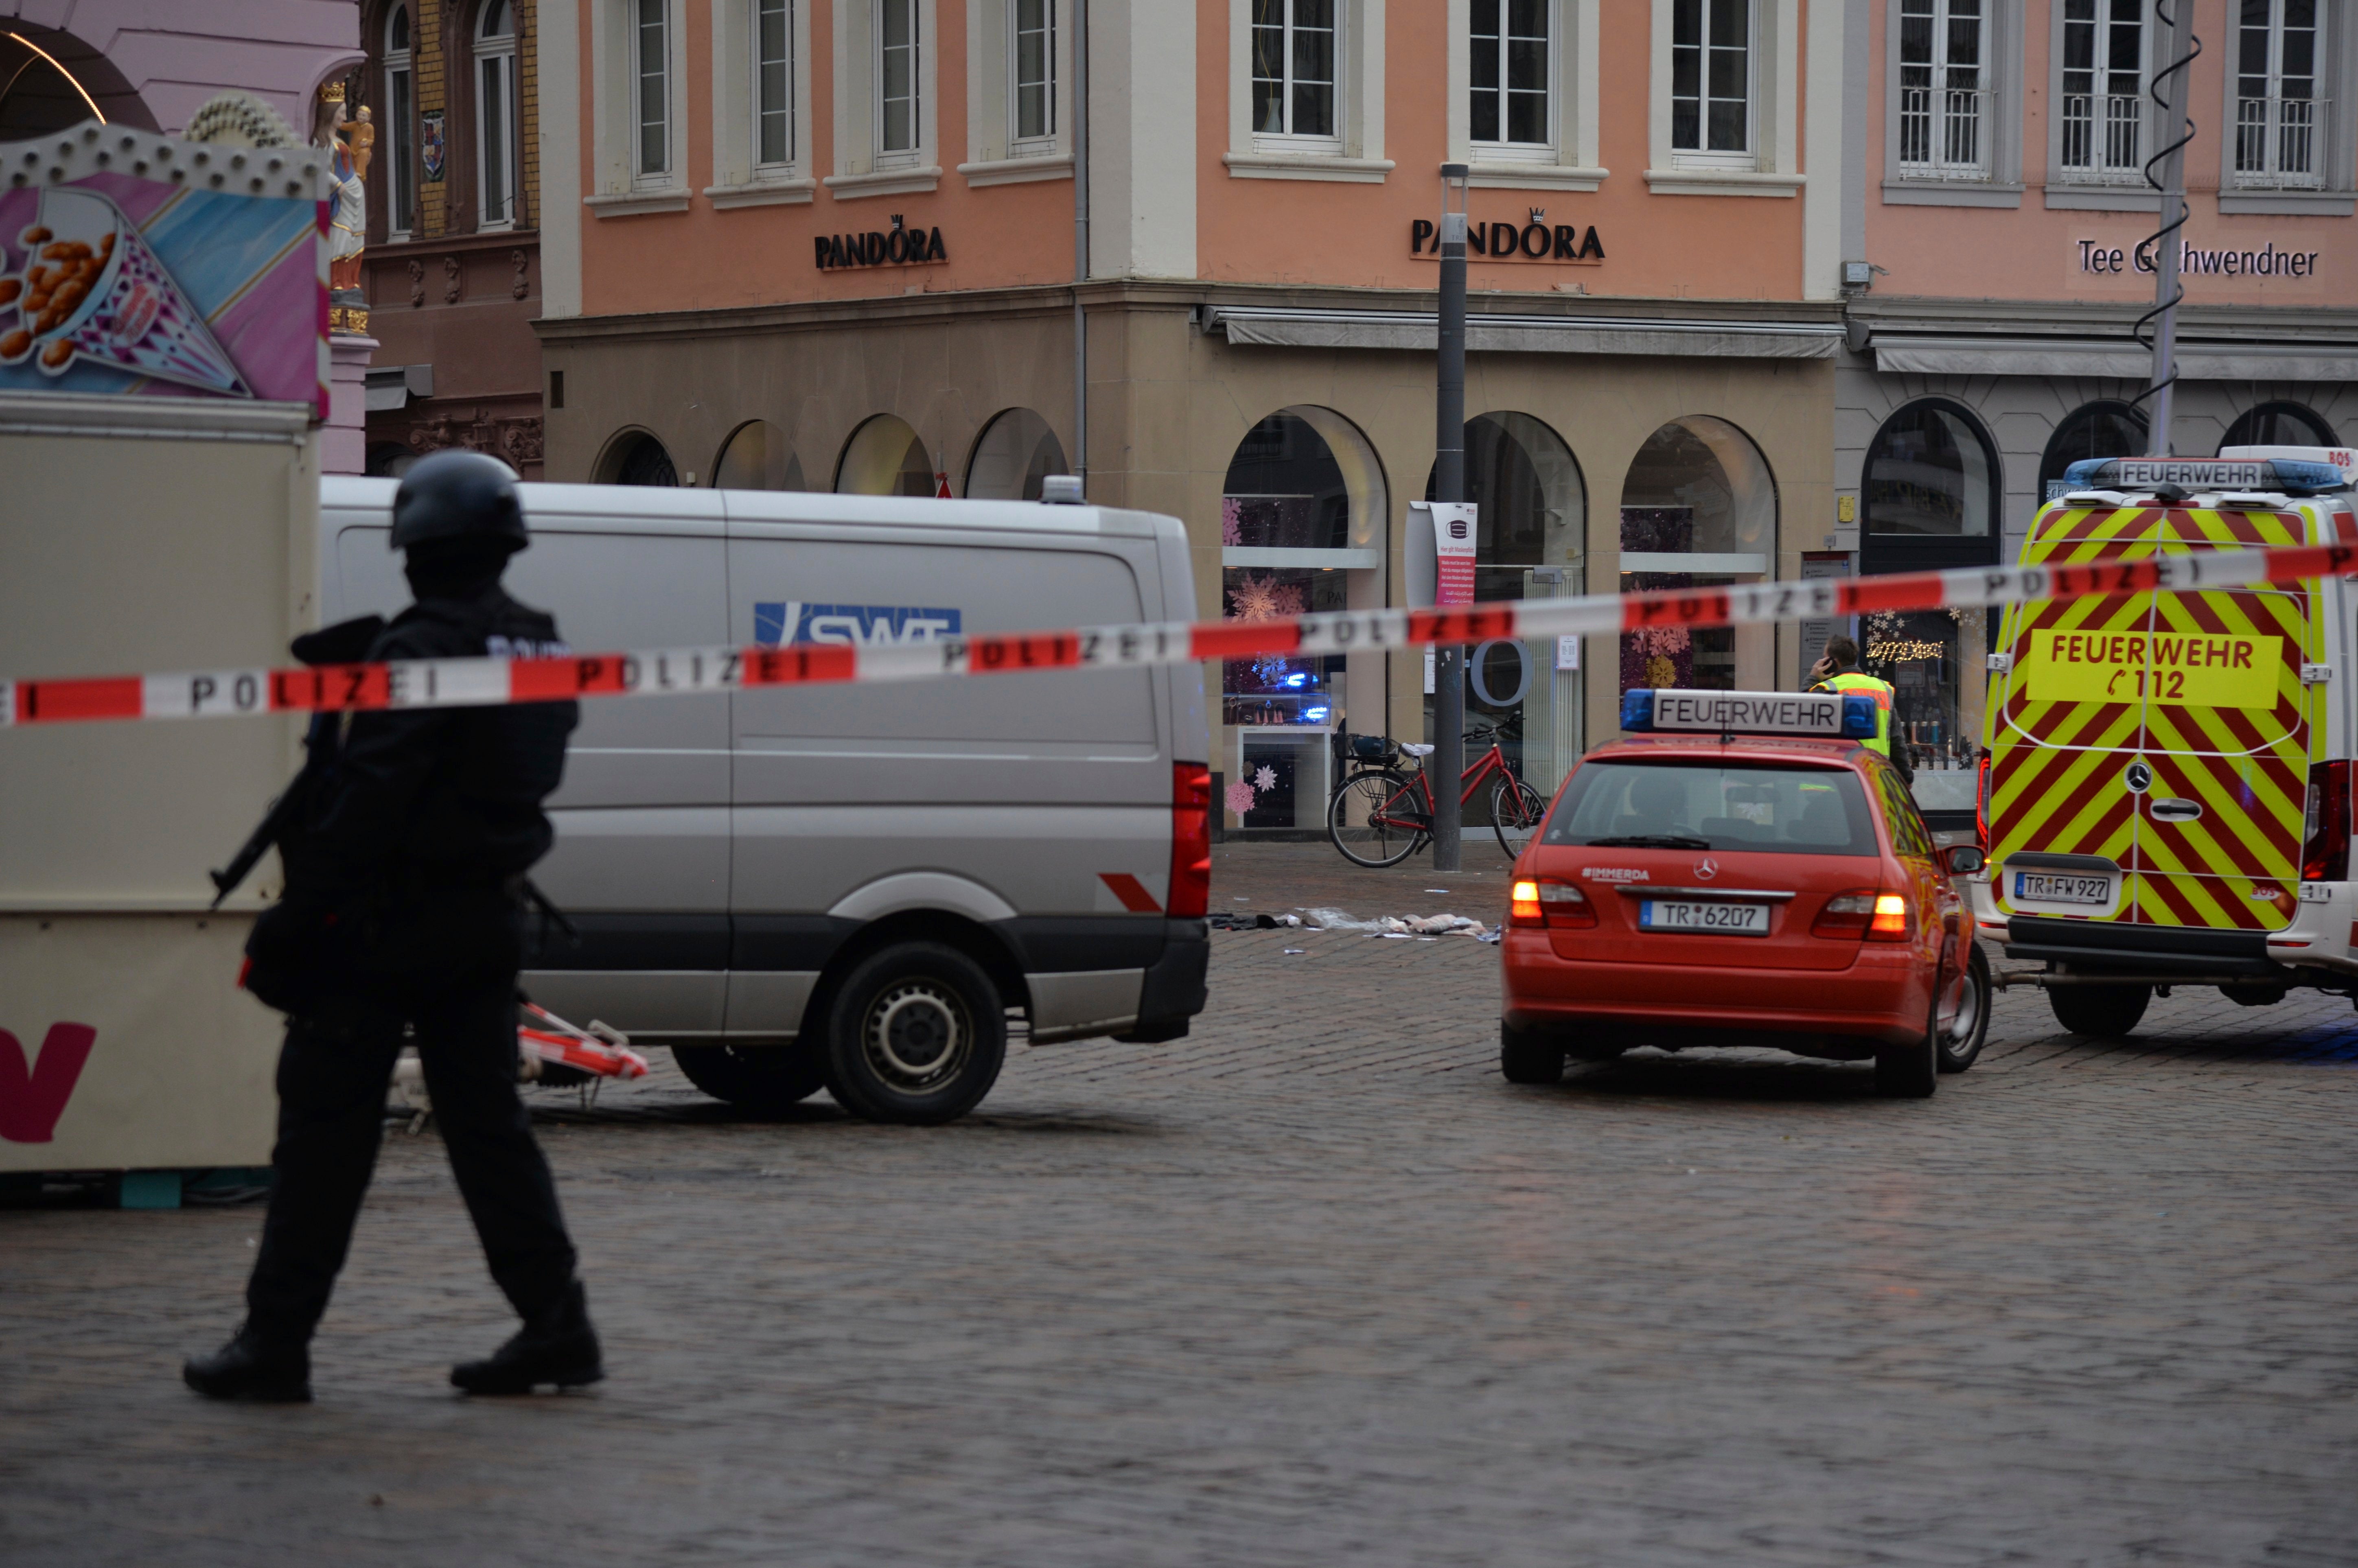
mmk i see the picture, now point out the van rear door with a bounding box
[1991,503,2320,934]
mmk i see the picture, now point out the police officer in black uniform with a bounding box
[186,451,600,1402]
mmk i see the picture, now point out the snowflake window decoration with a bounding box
[1224,779,1258,816]
[1253,763,1279,793]
[1225,571,1307,624]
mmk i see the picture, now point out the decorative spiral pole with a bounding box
[2132,0,2203,455]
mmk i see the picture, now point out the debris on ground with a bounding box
[1208,911,1303,929]
[1300,908,1493,938]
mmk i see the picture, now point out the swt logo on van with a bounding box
[754,602,963,647]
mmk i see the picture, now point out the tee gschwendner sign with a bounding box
[2078,238,2320,278]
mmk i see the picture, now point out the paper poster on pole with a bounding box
[1430,503,1478,606]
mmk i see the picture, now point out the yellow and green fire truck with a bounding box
[1973,446,2358,1036]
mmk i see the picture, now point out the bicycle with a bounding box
[1326,722,1548,868]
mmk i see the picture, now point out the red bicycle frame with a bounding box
[1366,742,1515,832]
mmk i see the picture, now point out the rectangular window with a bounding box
[2236,0,2323,188]
[758,0,794,166]
[1471,0,1550,147]
[1014,0,1055,143]
[2058,0,2144,180]
[1671,0,1752,157]
[1898,0,1987,177]
[879,0,920,155]
[1542,761,1881,858]
[636,0,669,177]
[387,63,416,234]
[481,53,512,223]
[1251,0,1338,140]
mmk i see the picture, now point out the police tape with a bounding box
[5,538,2355,727]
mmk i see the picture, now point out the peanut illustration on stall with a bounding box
[0,187,250,393]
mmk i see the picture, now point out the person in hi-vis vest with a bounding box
[1808,635,1911,783]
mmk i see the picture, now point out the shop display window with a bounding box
[1221,566,1346,727]
[1617,417,1774,700]
[1221,413,1351,550]
[1864,401,1995,537]
[1419,413,1587,796]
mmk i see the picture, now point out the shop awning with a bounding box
[1871,335,2358,381]
[1201,306,1844,360]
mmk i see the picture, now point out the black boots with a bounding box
[451,1280,603,1395]
[184,1327,313,1403]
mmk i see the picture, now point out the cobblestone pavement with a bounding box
[5,843,2357,1566]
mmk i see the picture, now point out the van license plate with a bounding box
[1638,901,1770,935]
[2015,872,2109,905]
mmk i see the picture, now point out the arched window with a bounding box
[476,0,520,228]
[384,6,418,236]
[713,420,806,489]
[1220,407,1386,830]
[965,408,1068,499]
[1423,412,1587,793]
[600,431,679,486]
[1618,416,1776,694]
[2221,400,2338,450]
[836,413,935,494]
[2038,400,2148,501]
[1859,400,2002,789]
[1863,398,1999,539]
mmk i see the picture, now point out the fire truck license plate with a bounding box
[2015,872,2110,905]
[1638,901,1771,935]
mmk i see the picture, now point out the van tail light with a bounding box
[1975,754,1992,855]
[1169,763,1212,918]
[1814,889,1911,941]
[2301,759,2351,882]
[1510,879,1594,929]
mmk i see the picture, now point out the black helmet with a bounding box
[390,450,528,551]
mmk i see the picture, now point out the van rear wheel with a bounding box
[671,1043,829,1111]
[2047,982,2150,1038]
[822,943,1007,1125]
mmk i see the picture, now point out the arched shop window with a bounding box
[1617,416,1775,697]
[1863,399,1998,541]
[2221,401,2338,450]
[1859,399,2002,797]
[835,413,936,495]
[1422,413,1587,796]
[713,420,806,489]
[2038,400,2147,502]
[1222,408,1385,831]
[599,430,679,486]
[965,408,1068,500]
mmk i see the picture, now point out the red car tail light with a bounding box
[2301,759,2350,882]
[1509,879,1594,929]
[1169,763,1212,918]
[1813,889,1911,940]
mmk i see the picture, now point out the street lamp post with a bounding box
[1432,162,1470,871]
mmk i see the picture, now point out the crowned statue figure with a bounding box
[319,81,372,299]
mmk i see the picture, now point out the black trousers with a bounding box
[243,944,578,1343]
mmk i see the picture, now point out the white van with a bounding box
[318,477,1211,1123]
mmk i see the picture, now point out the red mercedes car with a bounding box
[1500,690,1990,1098]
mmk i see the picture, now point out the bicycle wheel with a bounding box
[1329,768,1425,868]
[1490,775,1547,857]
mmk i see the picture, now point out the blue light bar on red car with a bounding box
[1621,687,1879,740]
